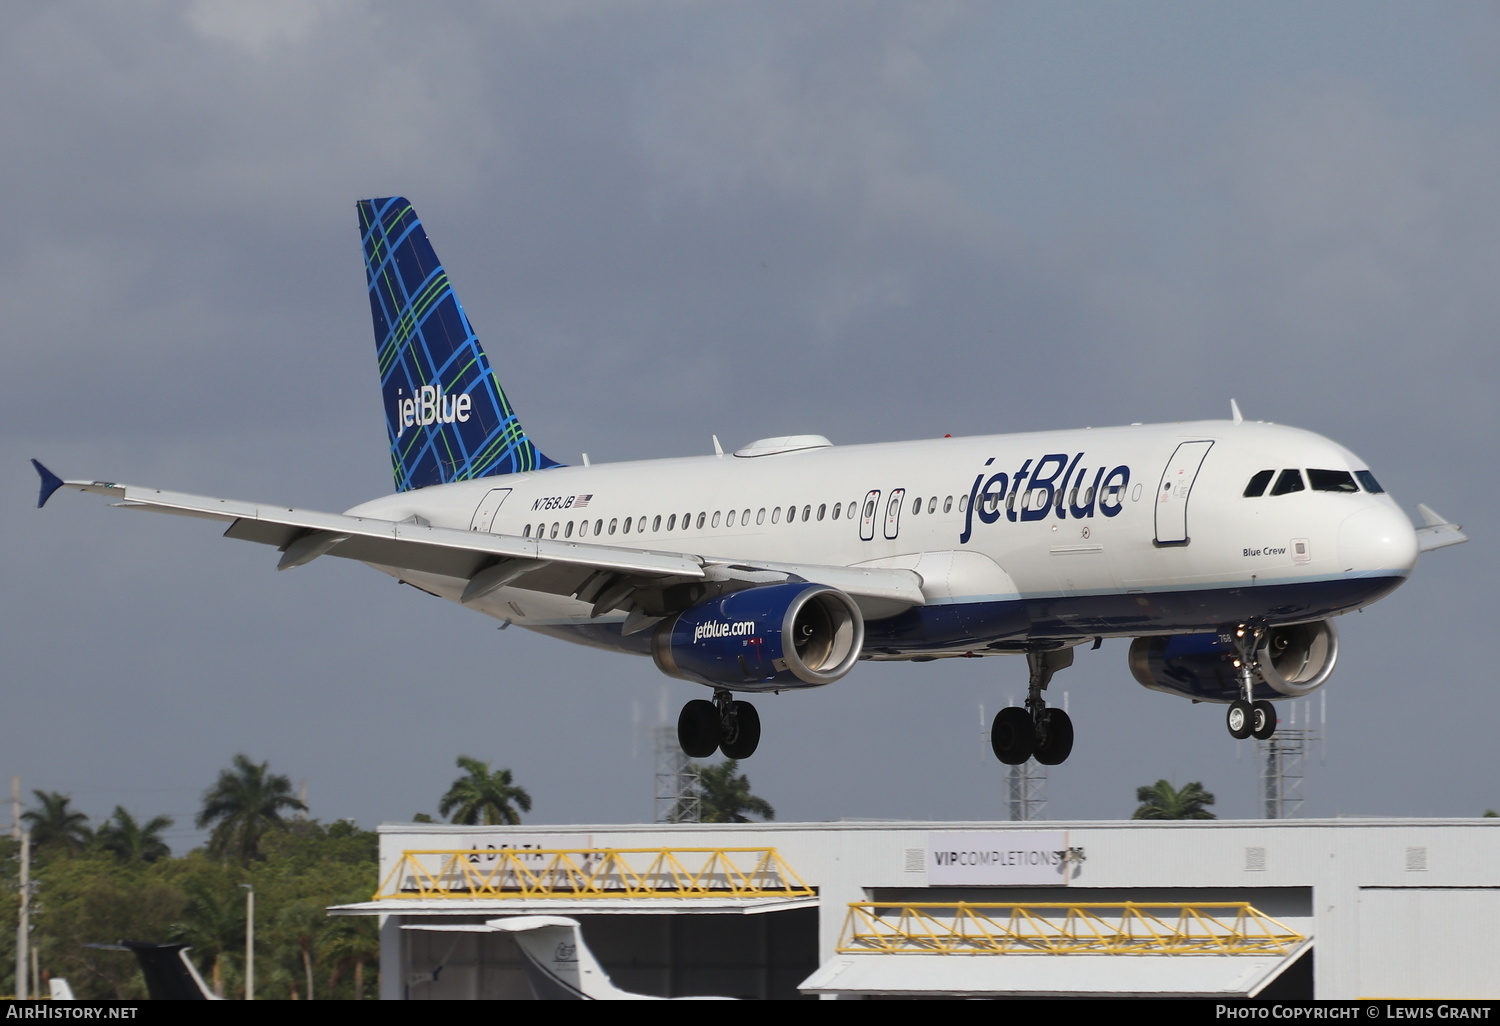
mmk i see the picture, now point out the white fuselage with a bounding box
[346,419,1419,658]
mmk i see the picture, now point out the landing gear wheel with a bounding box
[1226,699,1254,740]
[720,700,761,759]
[1033,708,1074,766]
[1251,700,1277,741]
[677,699,720,758]
[991,706,1036,765]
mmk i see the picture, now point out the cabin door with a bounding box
[469,488,512,533]
[1154,441,1213,545]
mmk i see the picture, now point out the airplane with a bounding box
[84,941,222,1000]
[403,916,734,1000]
[33,196,1467,767]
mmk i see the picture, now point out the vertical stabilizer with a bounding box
[489,916,649,1000]
[358,197,562,492]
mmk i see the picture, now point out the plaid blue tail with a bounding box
[359,197,562,492]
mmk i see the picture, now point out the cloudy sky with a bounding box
[4,2,1496,849]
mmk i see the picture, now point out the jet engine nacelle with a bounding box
[651,581,863,691]
[1128,620,1339,703]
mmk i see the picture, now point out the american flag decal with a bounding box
[575,494,593,508]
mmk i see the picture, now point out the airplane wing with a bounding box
[1414,504,1468,553]
[34,463,925,617]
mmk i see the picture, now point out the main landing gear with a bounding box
[991,648,1075,766]
[678,689,761,760]
[1225,623,1278,742]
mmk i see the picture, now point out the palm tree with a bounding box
[196,754,307,863]
[1132,779,1217,820]
[438,756,532,825]
[21,790,92,852]
[693,760,774,823]
[95,807,174,863]
[172,877,246,998]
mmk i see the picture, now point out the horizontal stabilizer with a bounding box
[1415,504,1468,552]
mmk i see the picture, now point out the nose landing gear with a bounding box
[1226,623,1278,741]
[991,648,1076,766]
[677,689,762,760]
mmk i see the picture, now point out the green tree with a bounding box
[693,760,775,823]
[95,807,174,863]
[1132,779,1217,820]
[196,754,307,864]
[438,756,532,825]
[171,869,247,998]
[21,791,93,853]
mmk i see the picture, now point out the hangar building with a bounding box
[330,818,1500,1000]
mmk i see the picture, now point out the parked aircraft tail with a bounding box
[85,941,220,1000]
[357,196,562,492]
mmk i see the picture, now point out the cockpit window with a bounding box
[1243,470,1274,497]
[1270,469,1305,496]
[1307,469,1359,493]
[1355,470,1385,494]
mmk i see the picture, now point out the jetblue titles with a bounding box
[394,384,472,438]
[960,452,1131,544]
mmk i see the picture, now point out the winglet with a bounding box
[1415,503,1468,552]
[1230,399,1244,424]
[32,459,64,508]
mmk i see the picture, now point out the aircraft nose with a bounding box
[1338,503,1419,575]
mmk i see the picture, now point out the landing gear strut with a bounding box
[1226,623,1278,742]
[677,689,761,760]
[991,648,1076,766]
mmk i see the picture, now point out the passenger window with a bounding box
[681,511,690,529]
[726,510,736,527]
[757,508,766,525]
[697,512,706,529]
[1308,469,1358,493]
[742,508,751,524]
[550,522,559,539]
[803,504,811,521]
[944,496,953,513]
[565,521,574,538]
[817,503,826,521]
[595,519,603,535]
[772,507,782,524]
[608,519,617,535]
[711,511,721,528]
[912,497,921,515]
[863,499,876,519]
[1356,470,1385,494]
[522,525,531,539]
[959,495,968,513]
[786,506,796,523]
[578,520,587,537]
[831,503,841,520]
[1270,469,1305,496]
[623,517,632,533]
[1244,470,1274,497]
[653,515,662,532]
[928,496,936,514]
[667,514,677,531]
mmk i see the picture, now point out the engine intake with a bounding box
[1129,620,1339,703]
[651,582,863,691]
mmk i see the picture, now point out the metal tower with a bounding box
[1258,698,1324,819]
[654,725,701,823]
[1006,759,1047,822]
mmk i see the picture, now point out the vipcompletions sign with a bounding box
[927,831,1071,886]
